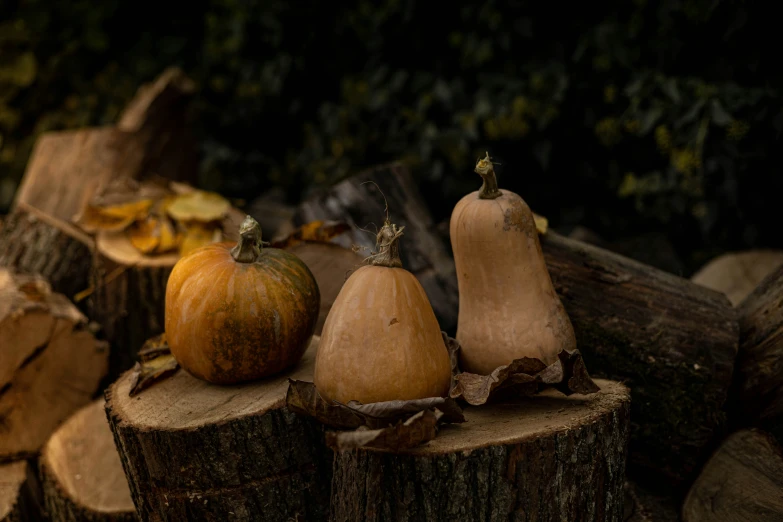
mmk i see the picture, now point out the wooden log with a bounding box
[733,263,783,442]
[0,269,107,460]
[330,379,629,522]
[40,400,135,522]
[1,461,43,522]
[682,429,783,521]
[0,206,93,302]
[540,232,739,486]
[105,337,331,522]
[285,242,364,334]
[293,163,459,332]
[623,480,679,522]
[691,250,783,306]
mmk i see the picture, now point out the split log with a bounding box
[691,250,783,306]
[733,263,783,442]
[330,379,629,522]
[0,269,107,460]
[0,68,197,303]
[285,242,364,334]
[683,429,783,521]
[0,461,43,522]
[105,337,331,522]
[40,400,135,522]
[540,232,739,486]
[293,163,459,332]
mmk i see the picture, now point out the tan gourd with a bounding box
[314,218,452,403]
[450,153,576,374]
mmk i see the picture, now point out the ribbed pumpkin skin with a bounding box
[450,190,576,374]
[165,242,320,384]
[314,265,452,404]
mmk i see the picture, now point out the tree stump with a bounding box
[540,232,739,486]
[40,400,135,522]
[331,379,630,522]
[1,461,42,522]
[733,263,783,443]
[294,163,459,333]
[105,337,332,522]
[682,429,783,521]
[0,269,107,460]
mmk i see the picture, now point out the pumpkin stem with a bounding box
[368,219,404,268]
[476,151,502,200]
[231,215,265,263]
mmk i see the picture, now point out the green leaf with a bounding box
[639,106,664,135]
[710,99,733,127]
[661,78,681,104]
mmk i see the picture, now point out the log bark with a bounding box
[0,205,93,302]
[691,250,783,306]
[540,232,739,486]
[0,269,108,460]
[294,163,459,333]
[733,263,783,443]
[331,379,630,522]
[0,461,43,522]
[40,400,135,522]
[682,429,783,522]
[105,337,332,522]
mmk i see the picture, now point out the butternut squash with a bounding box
[450,153,576,374]
[314,218,452,403]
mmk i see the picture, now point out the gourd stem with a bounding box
[476,151,502,200]
[368,220,404,268]
[230,215,264,263]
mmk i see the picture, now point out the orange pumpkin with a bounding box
[314,218,452,403]
[450,153,576,374]
[165,215,320,384]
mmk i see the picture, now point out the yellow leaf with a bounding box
[179,223,222,257]
[155,218,179,254]
[533,212,548,235]
[128,217,161,254]
[74,200,153,233]
[270,220,352,249]
[166,190,230,223]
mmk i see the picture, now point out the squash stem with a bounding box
[369,220,404,268]
[230,215,264,263]
[476,151,502,200]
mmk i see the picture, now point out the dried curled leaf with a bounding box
[166,190,231,223]
[286,379,465,430]
[270,220,351,249]
[74,200,153,233]
[533,212,549,235]
[447,336,600,406]
[138,333,170,361]
[179,223,222,257]
[128,353,179,397]
[128,217,161,254]
[326,409,443,452]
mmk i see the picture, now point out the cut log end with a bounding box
[0,269,107,460]
[0,462,28,522]
[331,379,630,522]
[40,400,135,522]
[106,337,332,522]
[683,429,783,522]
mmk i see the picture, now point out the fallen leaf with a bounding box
[325,409,443,452]
[138,333,170,361]
[286,379,465,430]
[156,218,180,253]
[270,220,352,249]
[74,200,153,233]
[128,353,179,397]
[533,212,549,235]
[179,223,222,257]
[447,335,600,406]
[128,217,161,254]
[166,190,231,223]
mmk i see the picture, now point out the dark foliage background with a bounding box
[1,0,782,274]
